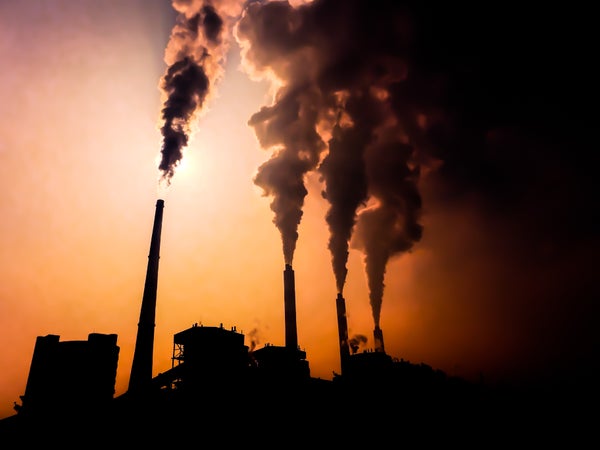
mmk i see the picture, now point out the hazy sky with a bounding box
[0,0,597,419]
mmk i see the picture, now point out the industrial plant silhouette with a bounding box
[0,199,565,442]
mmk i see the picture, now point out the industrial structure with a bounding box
[15,332,119,419]
[0,198,491,439]
[128,198,164,394]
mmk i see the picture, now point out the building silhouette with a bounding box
[0,199,574,443]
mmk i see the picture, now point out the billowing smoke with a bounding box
[319,93,385,294]
[246,327,262,352]
[247,76,326,266]
[349,334,368,354]
[158,0,244,185]
[236,0,423,325]
[352,138,422,328]
[235,1,331,265]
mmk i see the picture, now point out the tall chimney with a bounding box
[373,325,385,353]
[283,264,298,351]
[128,198,164,393]
[336,293,350,375]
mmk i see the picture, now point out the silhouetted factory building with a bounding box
[6,199,412,411]
[148,323,254,394]
[172,323,250,378]
[0,198,491,440]
[17,333,119,418]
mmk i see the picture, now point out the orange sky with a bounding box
[0,0,597,420]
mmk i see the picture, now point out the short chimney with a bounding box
[336,293,350,375]
[373,325,385,353]
[283,264,298,351]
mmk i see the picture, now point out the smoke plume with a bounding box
[249,88,326,265]
[351,138,422,327]
[349,334,368,354]
[246,327,262,352]
[236,0,423,325]
[158,0,243,185]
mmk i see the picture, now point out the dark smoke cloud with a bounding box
[352,139,422,327]
[319,94,378,294]
[249,87,326,264]
[159,56,210,183]
[349,334,368,354]
[158,0,243,185]
[246,327,262,352]
[236,0,423,322]
[237,0,596,359]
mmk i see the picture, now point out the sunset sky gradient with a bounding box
[0,0,596,419]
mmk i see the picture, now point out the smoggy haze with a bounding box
[0,0,596,420]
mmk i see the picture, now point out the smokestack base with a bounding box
[373,326,385,353]
[283,264,298,351]
[336,293,350,375]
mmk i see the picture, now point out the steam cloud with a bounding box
[158,0,243,185]
[236,0,423,327]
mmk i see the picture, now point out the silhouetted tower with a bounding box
[18,333,119,417]
[283,264,298,351]
[373,325,385,353]
[128,198,164,393]
[336,293,350,375]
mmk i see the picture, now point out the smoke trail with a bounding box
[250,87,326,264]
[319,120,367,293]
[158,0,244,185]
[349,334,368,354]
[319,92,386,293]
[237,0,329,265]
[352,137,422,328]
[236,0,423,323]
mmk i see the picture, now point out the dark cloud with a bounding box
[236,0,597,387]
[158,0,236,185]
[236,0,424,323]
[349,333,368,354]
[159,56,210,182]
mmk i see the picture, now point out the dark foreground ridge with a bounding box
[0,200,592,444]
[0,324,590,445]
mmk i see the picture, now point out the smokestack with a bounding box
[336,293,350,375]
[128,199,164,393]
[373,325,385,353]
[283,264,298,351]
